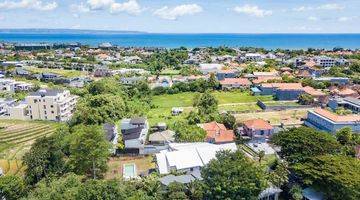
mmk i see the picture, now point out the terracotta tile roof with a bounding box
[200,122,235,143]
[261,83,304,90]
[313,108,360,122]
[220,78,251,86]
[331,88,358,97]
[243,119,273,130]
[252,76,282,84]
[303,86,326,97]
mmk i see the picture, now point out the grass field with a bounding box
[234,108,310,126]
[148,91,273,126]
[0,120,60,175]
[24,66,88,78]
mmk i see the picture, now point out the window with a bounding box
[44,111,47,114]
[51,111,54,114]
[50,105,54,108]
[43,105,46,109]
[34,100,37,103]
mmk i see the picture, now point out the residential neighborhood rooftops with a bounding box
[261,83,304,90]
[243,119,273,130]
[219,78,251,86]
[198,121,235,143]
[313,108,360,123]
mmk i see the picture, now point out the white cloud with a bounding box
[110,0,142,15]
[0,0,58,11]
[70,3,90,13]
[153,4,203,20]
[0,15,4,20]
[294,3,345,12]
[318,4,344,10]
[233,5,272,17]
[87,0,114,10]
[308,16,318,21]
[338,16,357,22]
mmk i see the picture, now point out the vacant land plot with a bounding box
[0,120,59,175]
[149,91,273,126]
[234,108,310,126]
[25,66,88,78]
[105,156,155,179]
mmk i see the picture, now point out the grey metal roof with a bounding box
[344,97,360,106]
[130,117,146,125]
[103,123,116,142]
[121,127,142,140]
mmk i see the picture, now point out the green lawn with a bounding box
[152,91,273,108]
[24,66,88,78]
[148,91,273,125]
[218,104,262,112]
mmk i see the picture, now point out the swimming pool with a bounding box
[123,163,136,179]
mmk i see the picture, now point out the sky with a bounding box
[0,0,359,33]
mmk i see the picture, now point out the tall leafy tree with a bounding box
[193,91,218,115]
[271,127,341,163]
[71,94,126,125]
[23,126,68,185]
[68,125,110,179]
[293,155,360,200]
[202,150,267,200]
[0,175,27,200]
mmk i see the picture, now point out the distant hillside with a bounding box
[0,29,146,35]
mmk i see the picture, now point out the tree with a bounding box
[298,94,314,105]
[271,127,341,163]
[293,155,360,200]
[194,91,218,115]
[268,159,289,188]
[25,174,82,200]
[220,113,236,130]
[336,127,354,145]
[23,126,68,185]
[165,182,188,200]
[68,125,110,178]
[186,180,204,200]
[258,150,265,163]
[71,94,126,125]
[0,175,27,200]
[87,78,125,96]
[202,150,267,200]
[172,121,206,142]
[289,184,303,200]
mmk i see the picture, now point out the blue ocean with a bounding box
[1,33,360,49]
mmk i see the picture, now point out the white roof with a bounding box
[155,153,169,174]
[199,63,223,70]
[156,142,237,174]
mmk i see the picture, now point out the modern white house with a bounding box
[0,78,33,93]
[199,63,223,74]
[120,117,149,154]
[155,142,237,175]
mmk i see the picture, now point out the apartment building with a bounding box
[305,108,360,133]
[313,56,336,67]
[26,89,77,121]
[0,78,33,93]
